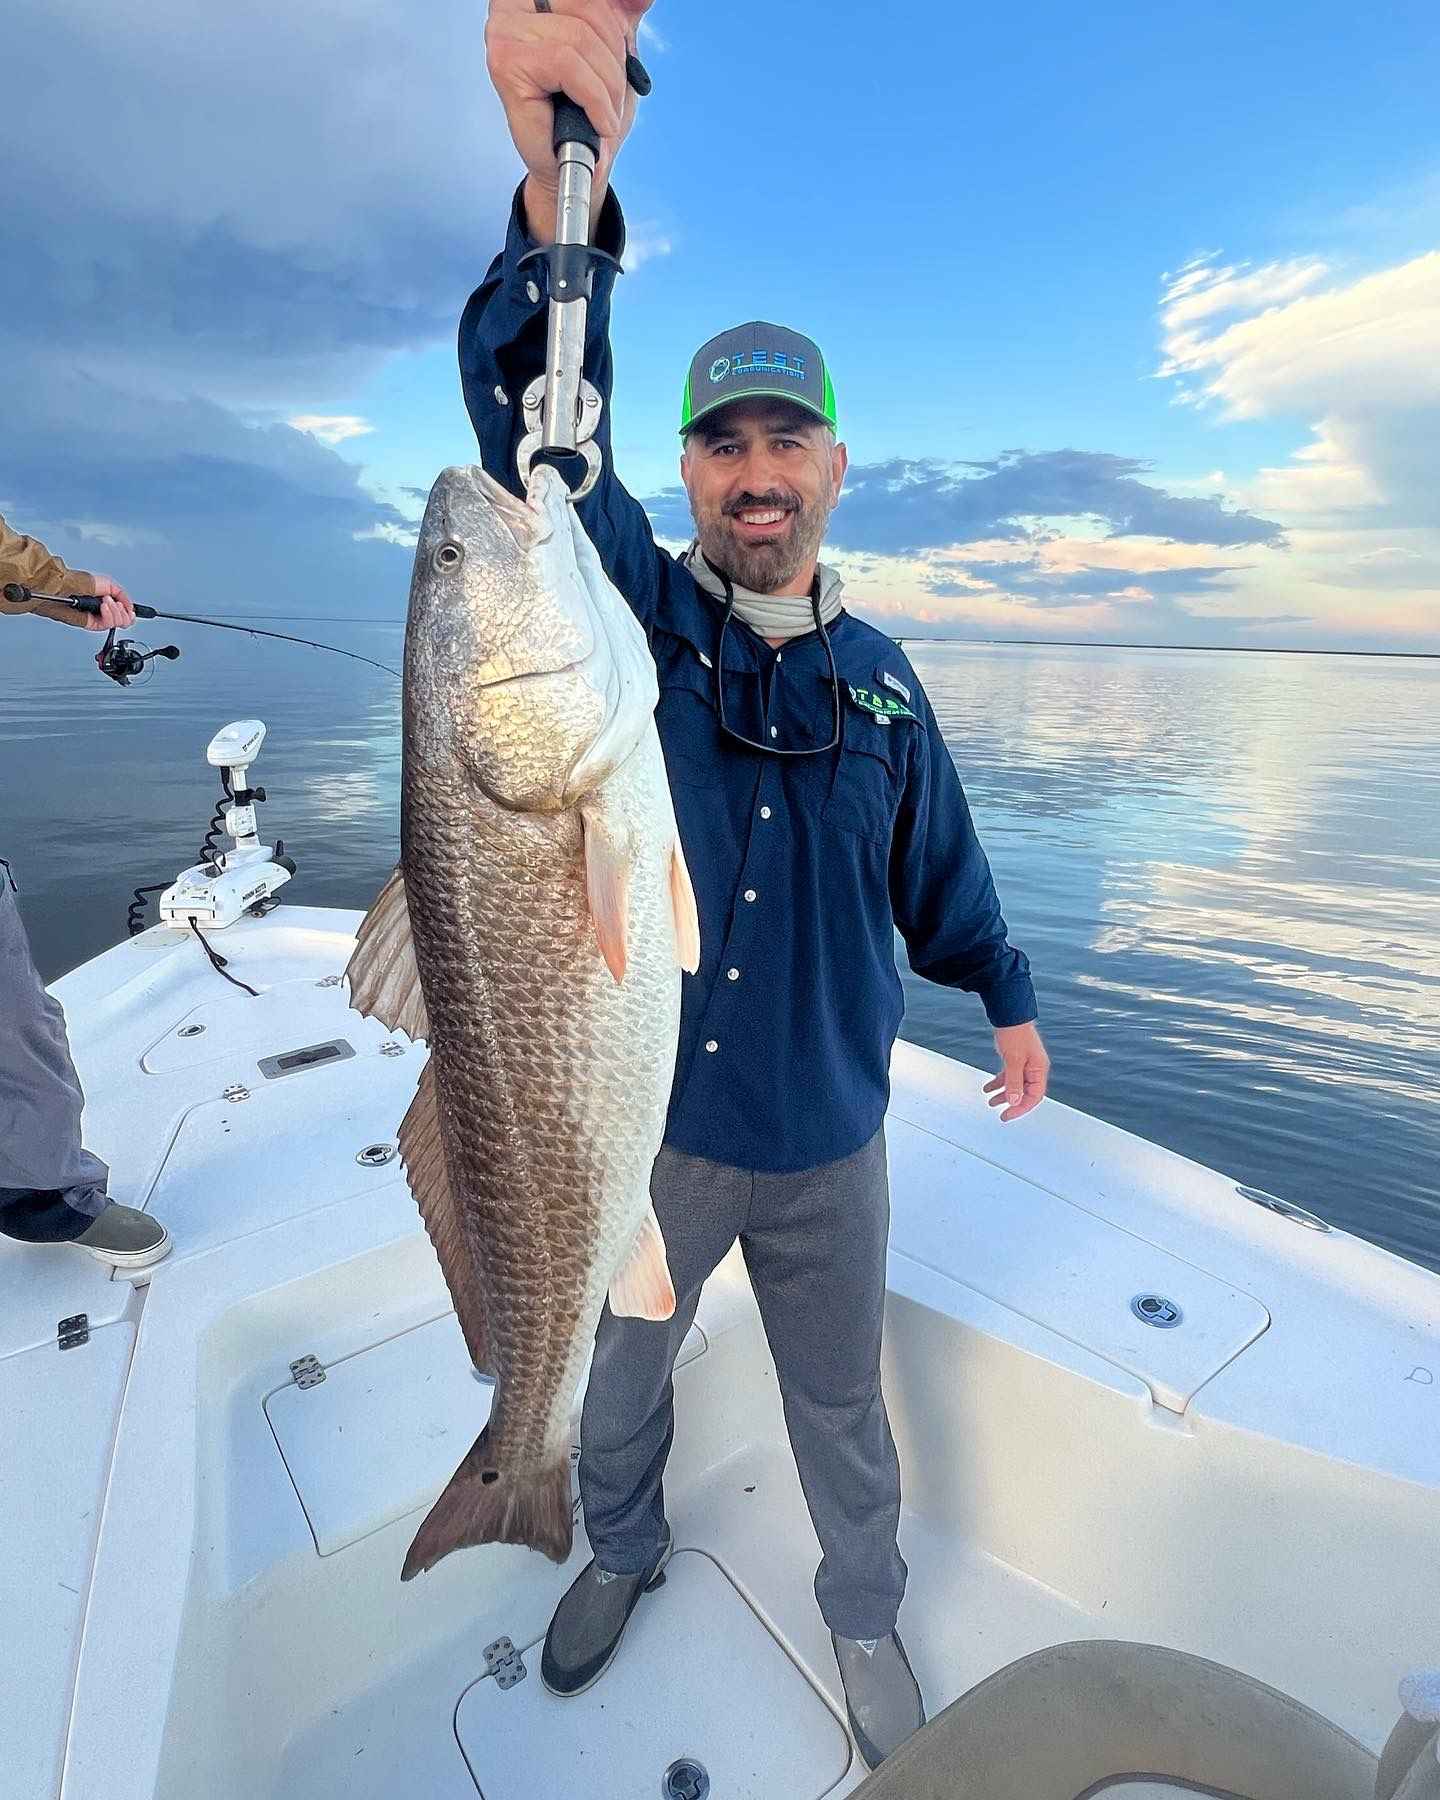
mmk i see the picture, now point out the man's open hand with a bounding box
[486,0,656,227]
[984,1021,1050,1123]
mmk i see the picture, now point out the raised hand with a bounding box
[485,0,656,239]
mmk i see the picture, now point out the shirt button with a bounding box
[525,279,541,304]
[705,1039,719,1053]
[769,726,778,739]
[760,806,772,819]
[727,967,740,981]
[775,651,783,663]
[743,889,757,903]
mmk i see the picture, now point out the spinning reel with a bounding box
[95,628,181,687]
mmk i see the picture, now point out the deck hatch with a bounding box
[266,1312,707,1557]
[455,1552,849,1799]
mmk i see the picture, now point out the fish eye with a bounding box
[434,542,464,570]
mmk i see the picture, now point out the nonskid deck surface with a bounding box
[263,1465,1120,1800]
[4,904,1437,1799]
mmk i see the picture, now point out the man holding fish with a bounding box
[355,0,1047,1771]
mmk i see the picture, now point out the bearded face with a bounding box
[681,401,846,594]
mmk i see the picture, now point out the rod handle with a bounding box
[550,49,650,155]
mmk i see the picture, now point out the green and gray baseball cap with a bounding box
[680,321,836,436]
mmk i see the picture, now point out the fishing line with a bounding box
[1,584,401,680]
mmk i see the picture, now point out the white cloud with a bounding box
[289,414,376,446]
[1159,249,1440,552]
[1159,256,1327,334]
[1160,251,1440,425]
[354,521,420,548]
[622,227,673,273]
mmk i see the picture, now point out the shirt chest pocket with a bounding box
[656,646,725,789]
[821,724,909,845]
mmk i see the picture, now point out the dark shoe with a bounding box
[540,1525,673,1697]
[74,1204,172,1270]
[833,1629,926,1770]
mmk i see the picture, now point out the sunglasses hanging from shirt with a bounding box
[713,571,843,757]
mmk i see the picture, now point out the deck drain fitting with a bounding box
[663,1760,710,1800]
[356,1143,397,1167]
[1131,1293,1183,1329]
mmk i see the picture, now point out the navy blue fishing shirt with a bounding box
[458,188,1037,1173]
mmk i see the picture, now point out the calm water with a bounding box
[3,625,1437,1272]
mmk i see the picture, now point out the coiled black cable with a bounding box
[197,769,235,869]
[127,769,237,937]
[127,883,168,937]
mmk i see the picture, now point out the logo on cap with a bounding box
[708,357,731,383]
[731,350,807,381]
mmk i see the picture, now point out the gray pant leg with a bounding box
[578,1145,749,1575]
[0,869,109,1228]
[743,1128,907,1640]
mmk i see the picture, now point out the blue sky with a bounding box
[3,0,1437,650]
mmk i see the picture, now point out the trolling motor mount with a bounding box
[157,720,296,929]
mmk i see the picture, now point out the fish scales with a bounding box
[346,462,698,1575]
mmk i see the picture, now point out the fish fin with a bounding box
[398,1060,492,1378]
[401,1429,573,1577]
[669,835,701,974]
[581,802,630,984]
[345,865,430,1042]
[608,1203,677,1321]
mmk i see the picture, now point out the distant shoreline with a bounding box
[893,636,1439,661]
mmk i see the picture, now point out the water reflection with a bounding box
[902,641,1440,1273]
[4,628,1438,1272]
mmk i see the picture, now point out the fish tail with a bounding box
[400,1427,573,1579]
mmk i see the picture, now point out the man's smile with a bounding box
[727,502,797,542]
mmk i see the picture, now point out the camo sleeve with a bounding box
[0,513,96,627]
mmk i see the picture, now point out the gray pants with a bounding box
[0,863,109,1243]
[579,1128,908,1640]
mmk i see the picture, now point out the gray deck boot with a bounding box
[74,1204,171,1270]
[540,1525,673,1697]
[834,1630,926,1770]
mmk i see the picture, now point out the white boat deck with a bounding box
[5,904,1439,1798]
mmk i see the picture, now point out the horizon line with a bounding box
[886,634,1439,661]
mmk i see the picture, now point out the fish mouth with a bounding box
[438,462,552,548]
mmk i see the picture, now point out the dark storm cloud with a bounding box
[2,0,513,402]
[643,450,1282,556]
[833,452,1283,554]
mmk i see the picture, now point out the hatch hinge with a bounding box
[288,1353,326,1389]
[484,1636,527,1690]
[58,1313,90,1351]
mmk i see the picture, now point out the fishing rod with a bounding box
[1,583,400,684]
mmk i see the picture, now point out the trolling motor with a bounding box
[156,720,296,930]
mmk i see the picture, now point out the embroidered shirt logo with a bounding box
[881,670,911,704]
[847,683,916,722]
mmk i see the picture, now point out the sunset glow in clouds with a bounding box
[2,1,1435,651]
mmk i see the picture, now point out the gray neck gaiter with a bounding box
[684,546,845,643]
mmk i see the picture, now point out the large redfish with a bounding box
[347,462,698,1576]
